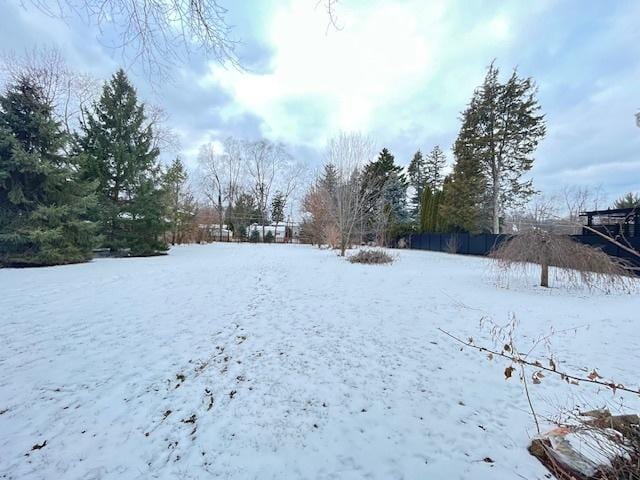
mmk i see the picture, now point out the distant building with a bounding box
[198,224,233,242]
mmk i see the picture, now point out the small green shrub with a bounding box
[264,231,274,243]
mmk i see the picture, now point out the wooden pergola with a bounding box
[579,207,640,238]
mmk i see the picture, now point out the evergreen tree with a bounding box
[0,76,97,266]
[613,192,640,209]
[407,150,426,214]
[439,89,488,233]
[81,69,167,255]
[441,63,545,233]
[420,187,443,233]
[248,228,260,243]
[164,157,197,244]
[361,148,408,243]
[319,163,339,198]
[424,145,447,192]
[228,192,261,240]
[270,190,286,242]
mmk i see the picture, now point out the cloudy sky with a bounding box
[2,0,639,205]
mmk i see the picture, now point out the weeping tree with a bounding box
[490,231,632,291]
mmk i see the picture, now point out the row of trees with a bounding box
[197,137,304,242]
[0,68,187,266]
[302,62,637,252]
[0,60,307,266]
[302,63,547,249]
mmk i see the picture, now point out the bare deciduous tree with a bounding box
[0,46,100,136]
[325,132,374,256]
[302,181,331,247]
[245,140,293,239]
[145,104,180,154]
[25,1,348,78]
[198,143,226,241]
[222,137,247,210]
[26,0,238,79]
[562,184,606,225]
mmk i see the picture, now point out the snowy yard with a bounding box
[1,243,639,479]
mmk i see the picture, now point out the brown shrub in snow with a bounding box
[348,249,394,265]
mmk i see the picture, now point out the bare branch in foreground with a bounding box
[437,328,640,396]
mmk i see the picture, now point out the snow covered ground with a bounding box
[1,243,638,479]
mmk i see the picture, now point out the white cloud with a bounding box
[205,0,450,146]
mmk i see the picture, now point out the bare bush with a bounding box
[490,231,634,291]
[348,249,393,265]
[302,183,330,246]
[445,235,460,254]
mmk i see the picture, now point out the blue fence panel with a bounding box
[400,232,639,270]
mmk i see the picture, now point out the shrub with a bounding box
[264,231,274,243]
[445,234,460,254]
[249,230,260,243]
[348,249,394,265]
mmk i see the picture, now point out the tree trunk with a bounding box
[492,187,500,234]
[540,263,549,288]
[218,193,223,242]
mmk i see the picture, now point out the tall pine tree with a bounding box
[424,145,446,192]
[407,150,426,215]
[0,76,96,266]
[439,90,487,233]
[441,62,545,233]
[81,69,167,255]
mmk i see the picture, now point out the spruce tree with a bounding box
[361,148,408,243]
[228,192,260,240]
[407,150,426,215]
[424,145,447,192]
[0,76,96,266]
[81,69,167,255]
[613,192,640,209]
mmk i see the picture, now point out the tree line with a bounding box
[301,62,546,249]
[0,59,304,267]
[301,62,639,251]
